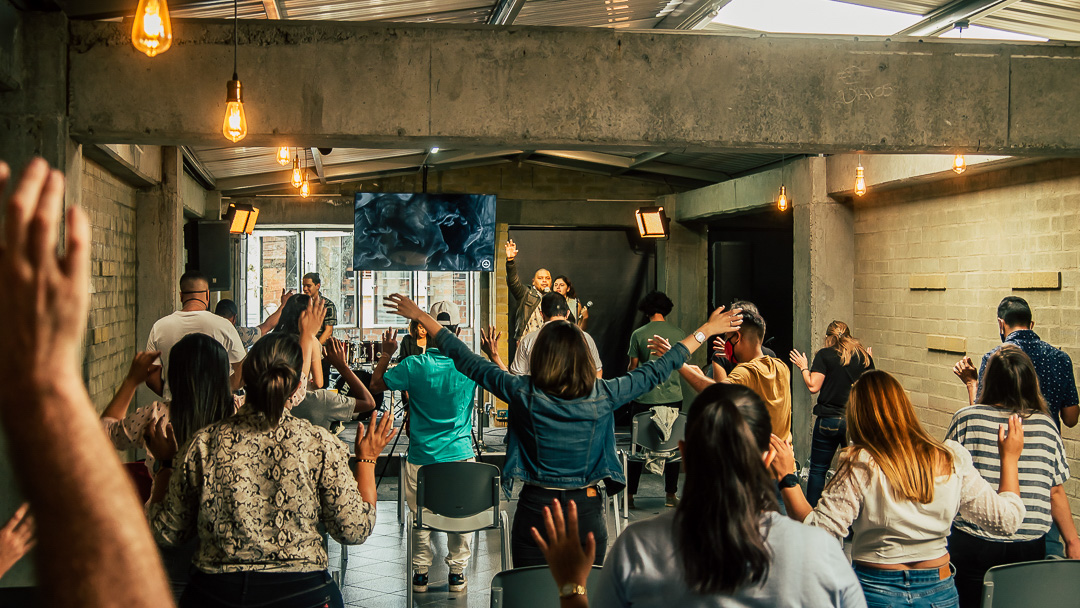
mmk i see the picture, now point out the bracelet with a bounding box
[349,457,378,467]
[800,367,809,373]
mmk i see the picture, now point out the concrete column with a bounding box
[656,200,709,410]
[792,156,855,458]
[0,10,69,183]
[135,147,184,405]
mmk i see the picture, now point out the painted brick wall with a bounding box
[84,159,138,411]
[853,165,1080,515]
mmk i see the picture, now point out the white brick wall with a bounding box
[854,171,1080,518]
[83,159,138,411]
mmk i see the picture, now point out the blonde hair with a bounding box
[824,320,870,366]
[830,370,952,504]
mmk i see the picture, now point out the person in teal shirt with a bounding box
[626,291,687,509]
[370,301,476,594]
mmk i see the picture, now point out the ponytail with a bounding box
[242,333,303,426]
[824,320,869,366]
[675,384,777,594]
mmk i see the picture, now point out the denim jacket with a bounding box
[431,328,690,495]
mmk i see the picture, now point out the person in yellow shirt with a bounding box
[653,310,792,442]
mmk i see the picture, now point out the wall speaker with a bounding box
[184,220,232,291]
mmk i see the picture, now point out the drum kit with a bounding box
[346,339,382,368]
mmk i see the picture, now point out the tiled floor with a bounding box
[327,472,679,607]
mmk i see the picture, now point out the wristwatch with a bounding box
[693,331,707,344]
[778,473,800,489]
[558,582,587,598]
[153,458,173,473]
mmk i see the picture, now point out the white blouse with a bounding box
[805,440,1026,564]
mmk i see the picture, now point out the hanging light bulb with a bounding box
[132,0,173,57]
[952,154,967,174]
[291,154,303,189]
[221,0,247,142]
[300,179,310,198]
[222,78,247,142]
[276,146,291,166]
[777,185,789,211]
[854,164,867,197]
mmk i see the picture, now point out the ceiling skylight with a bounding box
[939,25,1048,42]
[712,0,922,36]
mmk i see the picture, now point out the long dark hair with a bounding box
[272,293,311,336]
[675,383,777,595]
[242,333,303,426]
[529,320,596,399]
[978,344,1050,417]
[167,334,235,446]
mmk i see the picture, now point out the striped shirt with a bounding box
[946,405,1069,541]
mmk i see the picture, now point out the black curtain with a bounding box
[507,229,654,379]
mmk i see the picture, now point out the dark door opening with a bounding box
[708,210,795,360]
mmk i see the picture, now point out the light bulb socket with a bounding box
[226,76,243,103]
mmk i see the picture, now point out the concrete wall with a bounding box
[852,159,1080,515]
[83,158,138,411]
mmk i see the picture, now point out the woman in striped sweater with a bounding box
[949,344,1080,608]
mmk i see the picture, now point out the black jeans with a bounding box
[807,416,846,507]
[180,570,344,608]
[626,401,682,496]
[948,526,1045,608]
[511,485,607,568]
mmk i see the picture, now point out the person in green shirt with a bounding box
[626,291,686,509]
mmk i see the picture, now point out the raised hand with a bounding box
[0,158,91,389]
[480,326,501,359]
[325,338,348,368]
[647,334,672,357]
[383,293,423,321]
[0,504,35,580]
[145,417,178,463]
[712,335,726,351]
[505,239,518,261]
[703,306,743,337]
[789,349,809,372]
[953,356,978,385]
[380,328,399,356]
[280,288,295,306]
[530,499,594,592]
[126,351,162,386]
[768,434,796,480]
[299,295,327,337]
[997,414,1024,461]
[356,407,397,461]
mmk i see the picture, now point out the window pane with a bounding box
[246,231,300,327]
[313,233,355,327]
[425,271,471,328]
[370,271,413,326]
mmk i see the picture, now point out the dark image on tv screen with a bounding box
[353,193,496,272]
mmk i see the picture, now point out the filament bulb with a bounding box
[132,0,173,57]
[952,154,967,174]
[854,165,867,197]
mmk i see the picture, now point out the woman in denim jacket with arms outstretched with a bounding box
[385,293,742,567]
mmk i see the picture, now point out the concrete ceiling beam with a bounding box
[67,19,1080,155]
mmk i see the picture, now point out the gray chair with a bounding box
[981,559,1080,607]
[406,461,511,604]
[490,565,604,608]
[621,410,686,516]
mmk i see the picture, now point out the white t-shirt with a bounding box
[510,321,603,376]
[146,311,247,399]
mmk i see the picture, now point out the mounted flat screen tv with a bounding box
[353,193,496,272]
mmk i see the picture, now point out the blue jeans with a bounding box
[1045,520,1064,558]
[854,565,959,608]
[808,416,846,506]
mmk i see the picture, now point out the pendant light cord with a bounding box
[232,0,238,80]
